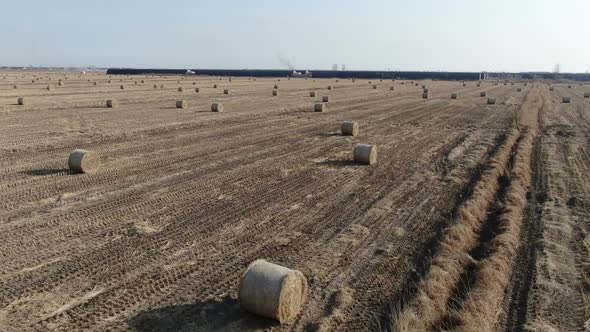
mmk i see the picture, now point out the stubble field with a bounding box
[0,71,588,331]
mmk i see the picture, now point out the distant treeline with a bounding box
[105,68,590,81]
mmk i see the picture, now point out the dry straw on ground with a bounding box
[391,129,520,331]
[451,130,535,332]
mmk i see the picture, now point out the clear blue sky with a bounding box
[2,0,589,72]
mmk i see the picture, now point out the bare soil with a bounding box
[0,72,587,331]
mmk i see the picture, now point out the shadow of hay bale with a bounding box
[21,168,73,176]
[317,131,342,137]
[316,159,360,168]
[128,296,277,332]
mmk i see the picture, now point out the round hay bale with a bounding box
[160,84,165,89]
[238,259,307,324]
[178,87,183,92]
[421,85,426,89]
[134,81,138,85]
[415,83,419,86]
[106,100,118,108]
[195,87,200,93]
[17,97,25,105]
[192,82,196,85]
[68,149,100,174]
[517,88,522,92]
[213,84,218,88]
[422,92,429,99]
[487,97,496,105]
[58,82,63,86]
[480,91,487,97]
[153,84,158,89]
[314,103,326,112]
[272,89,279,96]
[13,84,18,89]
[568,85,572,88]
[353,144,377,165]
[211,102,224,112]
[328,85,333,90]
[373,85,377,89]
[310,91,316,97]
[46,85,52,91]
[274,84,279,89]
[120,85,125,89]
[176,100,187,109]
[322,95,330,102]
[584,93,590,98]
[451,93,458,99]
[390,86,394,91]
[549,87,554,91]
[224,89,230,95]
[462,83,466,87]
[93,81,98,86]
[108,80,112,83]
[341,121,359,136]
[423,88,429,93]
[141,80,145,84]
[562,96,571,103]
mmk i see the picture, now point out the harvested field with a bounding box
[0,72,588,332]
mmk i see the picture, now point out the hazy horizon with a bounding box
[2,0,589,73]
